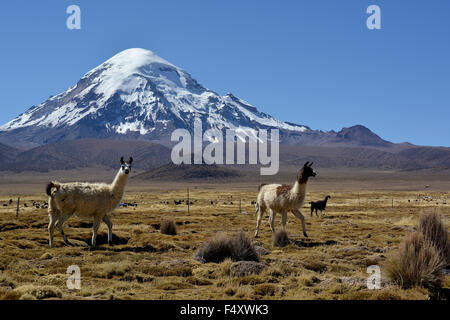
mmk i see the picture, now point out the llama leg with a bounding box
[310,206,313,217]
[48,213,57,248]
[91,217,101,247]
[254,204,263,238]
[56,213,71,245]
[292,210,308,237]
[281,212,287,230]
[103,215,113,246]
[269,210,276,233]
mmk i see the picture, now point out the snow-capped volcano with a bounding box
[0,48,309,148]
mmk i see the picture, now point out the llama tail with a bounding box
[46,182,60,196]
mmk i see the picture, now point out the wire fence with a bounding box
[2,191,448,218]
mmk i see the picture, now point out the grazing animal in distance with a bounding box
[45,157,133,248]
[254,162,317,238]
[310,195,331,217]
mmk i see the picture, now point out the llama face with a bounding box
[302,161,316,178]
[120,157,133,175]
[297,161,316,183]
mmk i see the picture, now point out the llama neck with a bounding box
[111,170,129,196]
[291,181,307,195]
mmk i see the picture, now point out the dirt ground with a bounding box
[0,173,448,300]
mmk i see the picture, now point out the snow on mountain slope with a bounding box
[0,48,308,147]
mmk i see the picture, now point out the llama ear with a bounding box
[129,157,133,164]
[120,157,124,164]
[309,162,314,167]
[303,161,309,167]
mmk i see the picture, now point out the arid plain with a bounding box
[0,168,448,300]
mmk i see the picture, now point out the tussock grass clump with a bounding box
[155,280,193,291]
[2,285,62,300]
[385,231,444,290]
[0,275,16,289]
[186,277,212,286]
[194,231,259,263]
[273,230,290,247]
[233,231,260,262]
[263,263,296,278]
[253,283,278,297]
[99,261,132,279]
[417,212,449,264]
[194,233,233,263]
[386,212,448,291]
[160,219,177,235]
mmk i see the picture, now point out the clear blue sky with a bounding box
[0,0,449,146]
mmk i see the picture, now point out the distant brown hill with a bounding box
[334,125,393,148]
[0,142,20,164]
[1,138,450,173]
[134,163,243,181]
[398,146,450,169]
[277,145,428,170]
[0,139,171,172]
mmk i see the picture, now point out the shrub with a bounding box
[233,231,260,262]
[385,231,444,290]
[160,219,177,235]
[194,231,259,263]
[417,212,449,264]
[273,230,290,247]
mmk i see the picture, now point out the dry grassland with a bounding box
[0,184,448,300]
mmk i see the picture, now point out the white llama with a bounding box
[254,161,316,238]
[46,157,133,247]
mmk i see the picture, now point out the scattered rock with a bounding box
[254,245,269,256]
[339,277,366,288]
[231,261,266,277]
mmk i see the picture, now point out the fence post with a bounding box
[16,197,20,218]
[187,188,190,216]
